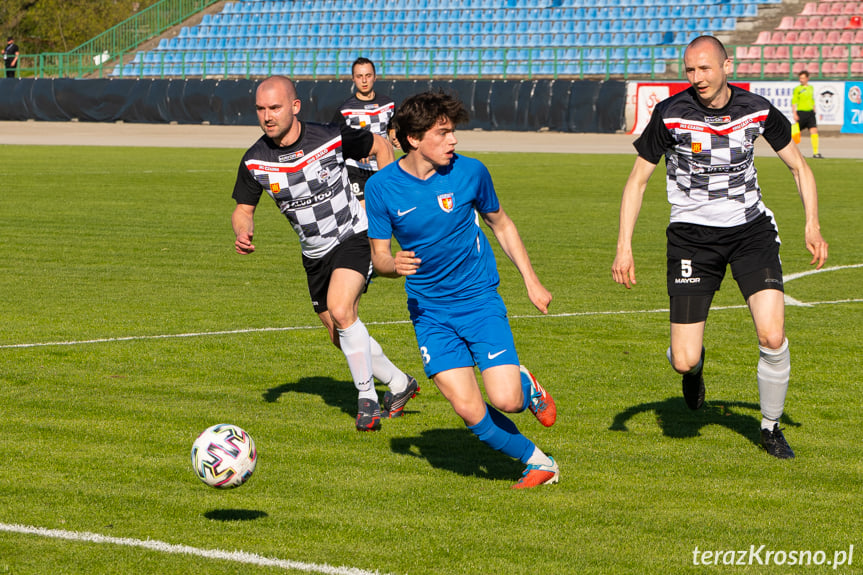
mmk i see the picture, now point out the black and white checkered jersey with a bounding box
[233,121,374,259]
[332,93,394,172]
[635,85,792,228]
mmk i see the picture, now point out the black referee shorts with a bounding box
[666,213,784,324]
[797,110,817,131]
[302,231,374,314]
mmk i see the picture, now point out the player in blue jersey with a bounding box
[365,91,559,489]
[612,36,828,459]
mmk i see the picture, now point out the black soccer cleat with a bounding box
[681,348,706,410]
[761,423,795,459]
[382,375,419,418]
[356,398,382,431]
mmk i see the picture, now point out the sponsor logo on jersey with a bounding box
[692,142,702,153]
[317,168,332,184]
[437,193,454,213]
[674,277,702,284]
[279,150,304,162]
[285,189,335,210]
[704,115,731,124]
[270,182,281,194]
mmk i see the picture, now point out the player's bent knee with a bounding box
[758,332,787,351]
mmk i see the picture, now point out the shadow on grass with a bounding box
[263,376,356,419]
[204,509,268,521]
[391,428,523,481]
[609,397,801,448]
[262,376,422,419]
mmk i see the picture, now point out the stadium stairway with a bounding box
[108,0,818,80]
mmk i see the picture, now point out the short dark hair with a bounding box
[352,57,375,75]
[799,70,810,78]
[393,91,469,153]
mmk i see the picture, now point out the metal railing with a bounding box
[17,0,220,78]
[9,44,863,82]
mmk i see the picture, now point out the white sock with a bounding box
[337,319,376,400]
[758,338,790,422]
[761,417,779,431]
[369,336,408,394]
[526,446,553,467]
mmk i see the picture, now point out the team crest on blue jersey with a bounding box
[437,193,454,213]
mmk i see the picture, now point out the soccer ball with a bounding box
[191,423,257,489]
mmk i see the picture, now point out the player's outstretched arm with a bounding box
[775,142,828,269]
[370,238,420,278]
[369,133,395,169]
[612,156,657,289]
[232,203,256,255]
[481,208,552,314]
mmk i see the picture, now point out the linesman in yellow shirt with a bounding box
[791,70,823,158]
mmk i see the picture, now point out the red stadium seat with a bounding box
[810,30,826,42]
[852,62,863,74]
[850,15,862,28]
[771,45,791,59]
[764,62,782,75]
[804,16,822,28]
[754,31,772,44]
[802,2,820,15]
[778,16,795,29]
[829,44,849,58]
[830,2,845,14]
[840,30,856,42]
[856,29,863,41]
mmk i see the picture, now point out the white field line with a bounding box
[0,523,389,575]
[1,265,861,351]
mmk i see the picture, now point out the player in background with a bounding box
[231,75,418,432]
[332,57,396,206]
[791,70,823,158]
[366,91,559,489]
[612,36,828,459]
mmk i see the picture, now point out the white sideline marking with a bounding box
[0,523,388,575]
[0,265,860,350]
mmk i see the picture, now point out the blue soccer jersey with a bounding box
[366,154,501,305]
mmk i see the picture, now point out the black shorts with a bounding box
[797,110,817,131]
[302,232,373,314]
[666,213,784,324]
[346,166,375,202]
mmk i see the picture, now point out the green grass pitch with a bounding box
[0,143,860,574]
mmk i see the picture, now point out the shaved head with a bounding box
[685,35,728,64]
[255,75,302,146]
[257,75,297,101]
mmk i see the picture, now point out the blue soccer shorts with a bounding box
[407,292,520,379]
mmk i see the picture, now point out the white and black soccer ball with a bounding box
[191,423,257,489]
